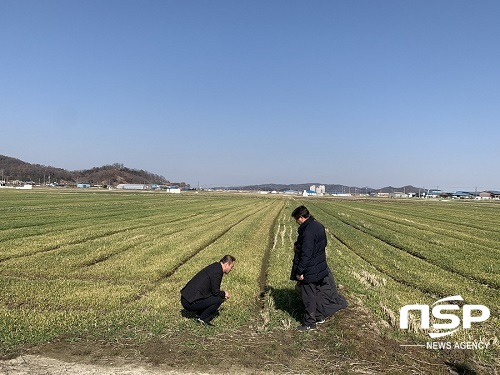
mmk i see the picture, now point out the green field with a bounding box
[0,189,498,373]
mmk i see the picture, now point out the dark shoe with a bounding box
[297,323,316,332]
[196,318,214,327]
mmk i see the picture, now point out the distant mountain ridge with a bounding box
[1,154,424,193]
[224,183,425,195]
[0,155,187,187]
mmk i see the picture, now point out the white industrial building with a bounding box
[116,184,148,190]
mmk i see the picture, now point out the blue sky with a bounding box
[1,1,499,190]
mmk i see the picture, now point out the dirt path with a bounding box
[0,355,211,375]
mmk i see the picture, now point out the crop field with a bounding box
[0,189,498,373]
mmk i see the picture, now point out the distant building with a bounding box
[426,190,443,198]
[390,192,408,198]
[15,184,33,190]
[479,191,500,200]
[166,187,181,194]
[331,193,352,197]
[310,184,325,196]
[116,184,148,190]
[77,183,91,188]
[452,191,474,199]
[303,189,317,197]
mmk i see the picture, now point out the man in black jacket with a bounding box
[291,206,329,331]
[181,255,236,326]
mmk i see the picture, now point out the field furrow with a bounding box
[317,203,499,288]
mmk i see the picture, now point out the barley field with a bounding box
[0,189,498,372]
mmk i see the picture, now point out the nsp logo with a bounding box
[399,295,490,338]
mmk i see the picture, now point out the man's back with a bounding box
[297,217,328,283]
[181,262,224,303]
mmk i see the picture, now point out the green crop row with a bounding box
[348,200,500,245]
[316,201,499,288]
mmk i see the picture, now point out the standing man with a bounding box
[291,206,329,331]
[181,255,236,326]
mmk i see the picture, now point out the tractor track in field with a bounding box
[255,202,290,332]
[0,205,252,265]
[0,205,262,283]
[311,203,500,293]
[336,214,499,292]
[0,214,201,264]
[257,202,285,302]
[326,227,441,296]
[77,208,255,270]
[0,197,254,261]
[0,223,160,264]
[361,203,500,237]
[332,203,500,257]
[0,207,180,241]
[309,203,467,298]
[156,202,274,281]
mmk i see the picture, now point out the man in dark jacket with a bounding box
[181,255,236,326]
[291,206,329,331]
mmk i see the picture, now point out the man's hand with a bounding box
[224,291,230,299]
[296,274,304,281]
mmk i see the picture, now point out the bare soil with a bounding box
[0,298,493,375]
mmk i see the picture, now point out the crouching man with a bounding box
[180,255,236,326]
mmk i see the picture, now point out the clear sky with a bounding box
[1,1,499,190]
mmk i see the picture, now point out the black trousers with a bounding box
[301,279,325,325]
[320,269,348,317]
[181,296,224,323]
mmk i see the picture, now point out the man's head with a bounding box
[220,254,236,274]
[291,205,310,225]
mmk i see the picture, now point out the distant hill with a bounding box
[0,155,188,187]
